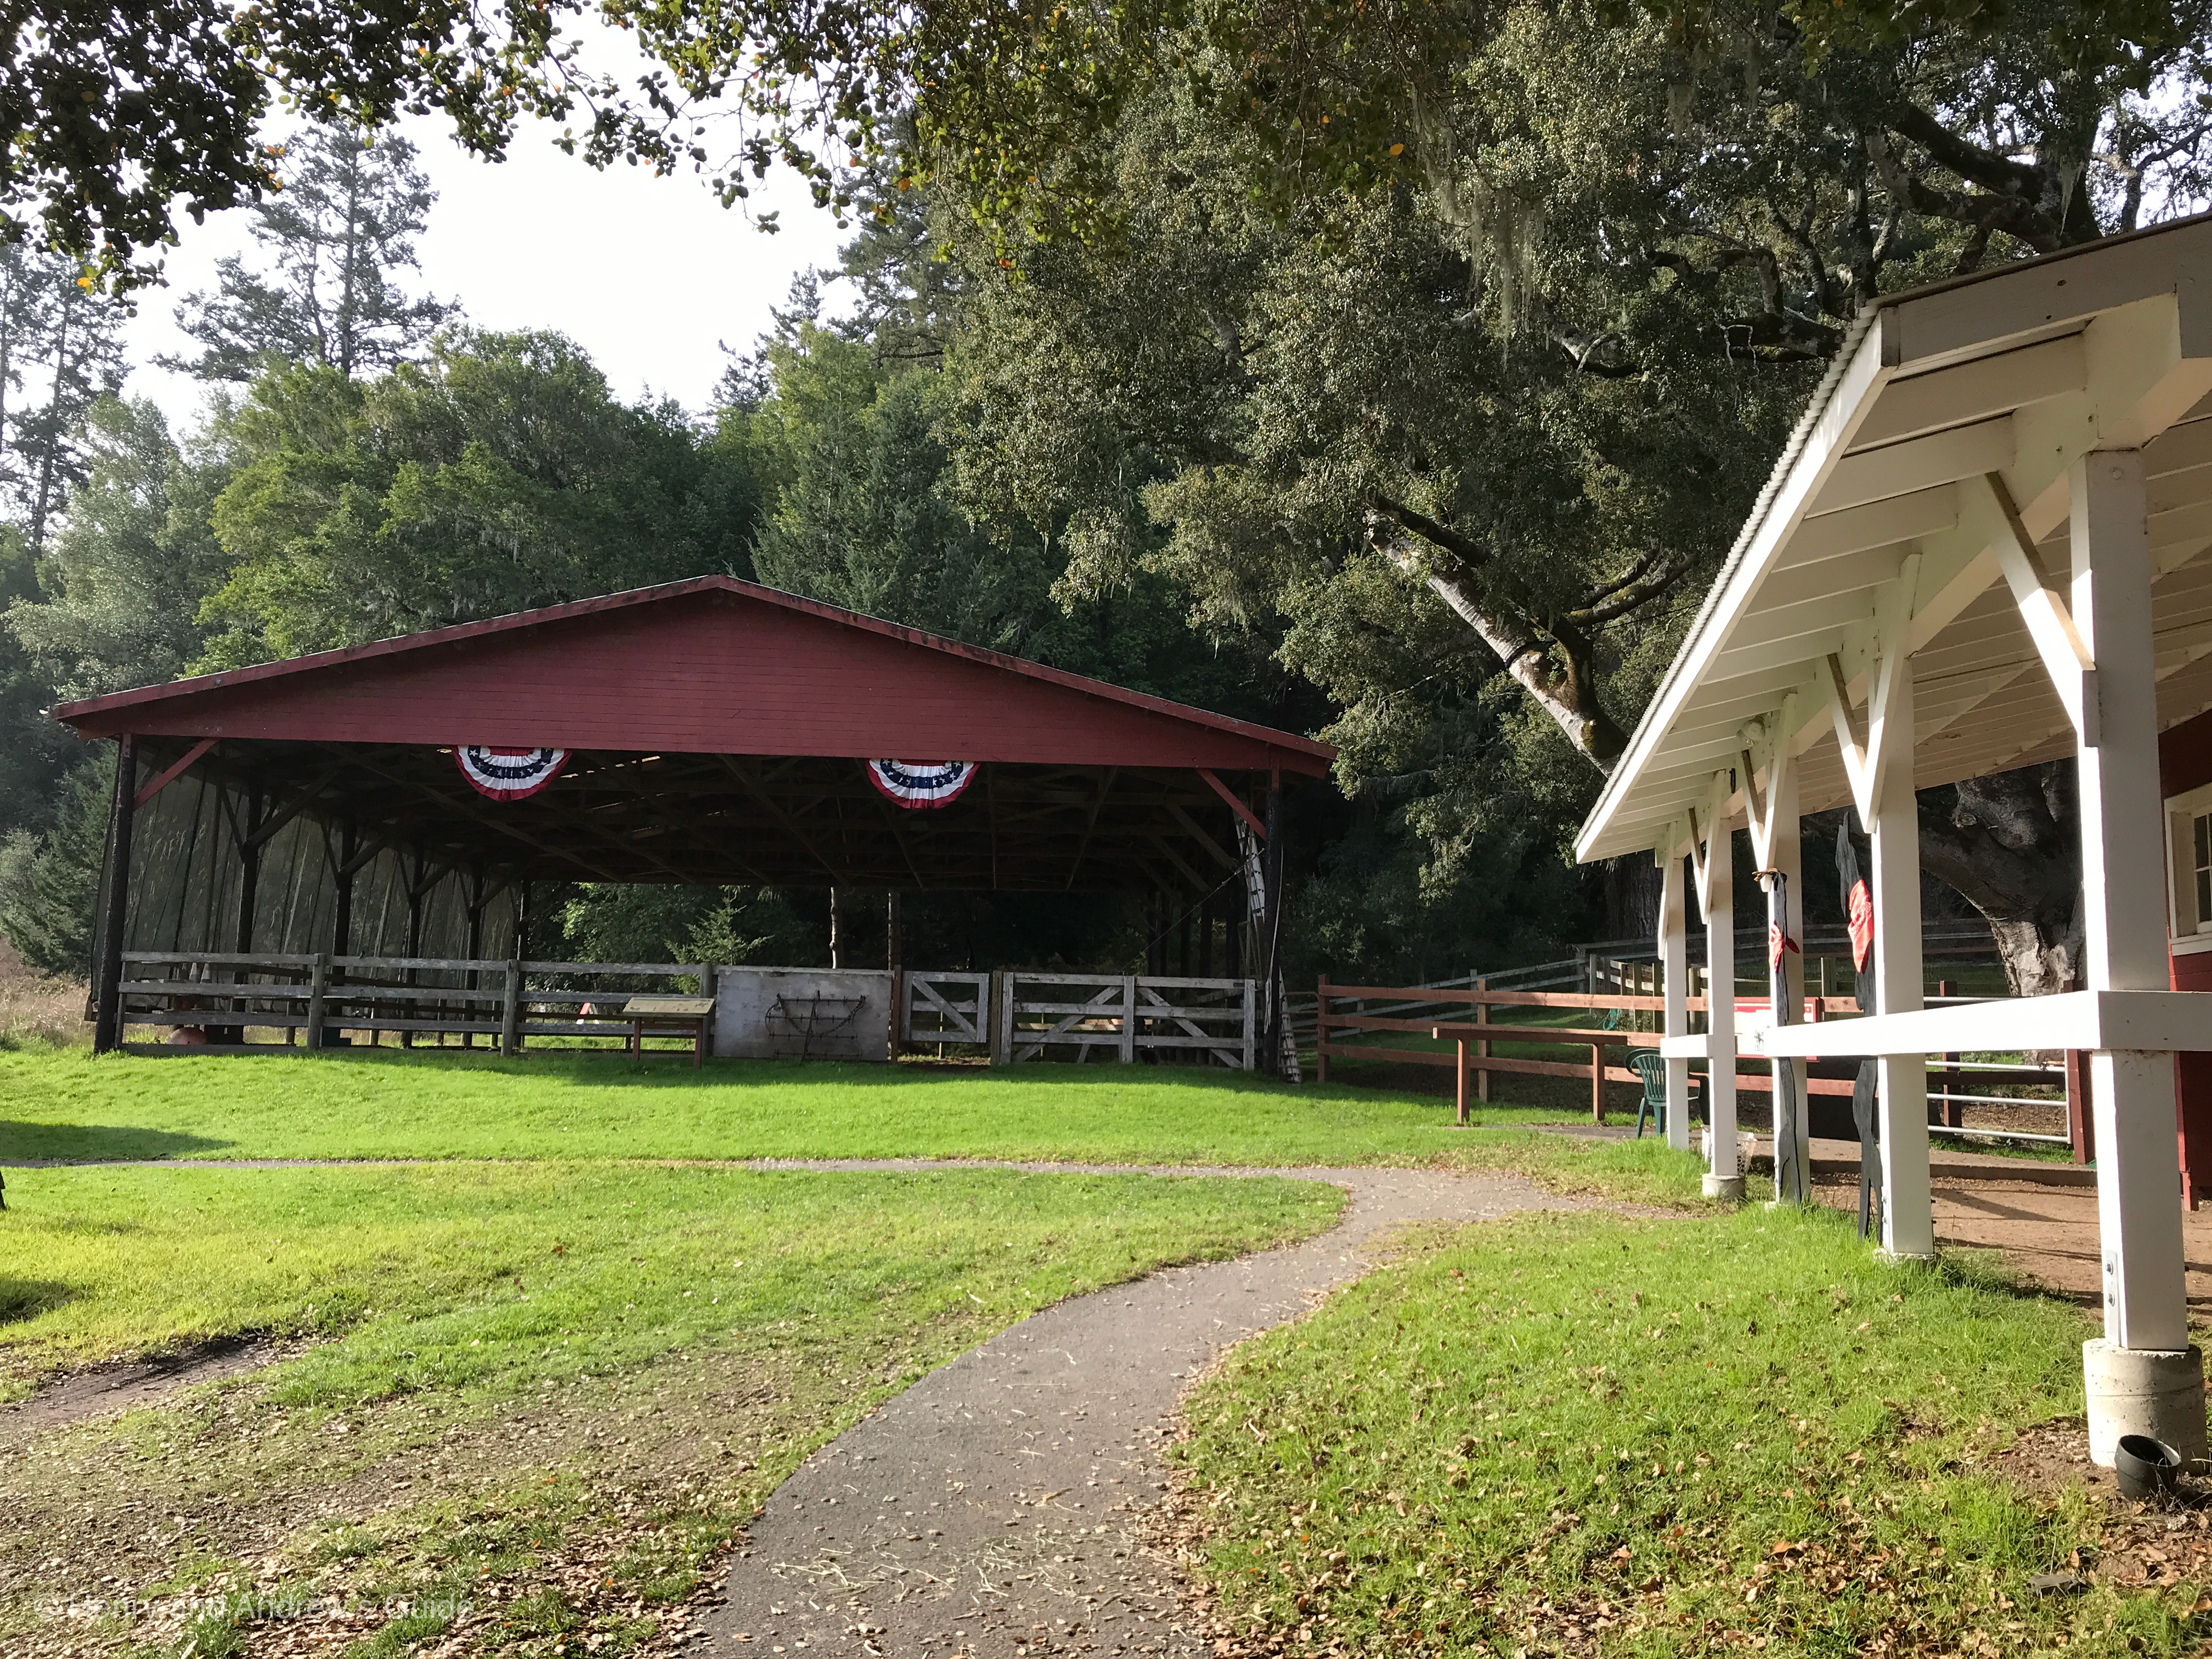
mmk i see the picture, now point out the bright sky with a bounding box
[119,108,851,435]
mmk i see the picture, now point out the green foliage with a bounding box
[0,242,129,551]
[21,0,2207,301]
[559,883,819,968]
[0,522,69,836]
[163,125,458,381]
[1172,1205,2142,1654]
[0,748,110,978]
[5,394,229,701]
[196,330,760,664]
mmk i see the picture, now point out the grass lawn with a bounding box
[1169,1204,2201,1657]
[0,1161,1343,1656]
[1,1047,1592,1167]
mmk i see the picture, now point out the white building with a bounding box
[1576,212,2212,1467]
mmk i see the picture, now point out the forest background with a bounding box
[5,0,2211,998]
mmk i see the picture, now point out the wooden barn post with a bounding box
[1260,771,1285,1077]
[91,732,138,1053]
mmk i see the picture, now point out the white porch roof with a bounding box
[1577,212,2212,865]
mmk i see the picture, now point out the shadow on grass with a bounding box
[0,1121,234,1163]
[0,1276,74,1324]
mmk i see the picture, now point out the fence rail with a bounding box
[989,972,1256,1069]
[118,951,705,1052]
[1309,970,2077,1147]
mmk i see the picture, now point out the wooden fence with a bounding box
[1312,974,2078,1147]
[117,951,706,1051]
[989,972,1256,1069]
[901,971,991,1048]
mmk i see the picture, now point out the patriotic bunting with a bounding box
[866,759,978,809]
[456,746,568,801]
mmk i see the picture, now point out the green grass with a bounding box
[0,1162,1344,1653]
[0,1161,1341,1398]
[0,1047,1586,1167]
[1170,1204,2196,1657]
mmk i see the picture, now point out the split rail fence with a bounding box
[116,950,708,1052]
[1312,973,2081,1153]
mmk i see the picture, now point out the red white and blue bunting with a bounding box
[456,746,568,801]
[866,759,978,809]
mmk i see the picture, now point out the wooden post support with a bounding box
[1240,977,1256,1071]
[890,966,905,1059]
[1764,748,1811,1203]
[1872,658,1936,1260]
[1454,1036,1470,1126]
[698,965,716,1065]
[1658,849,1690,1152]
[1590,1042,1606,1124]
[2067,1048,2095,1164]
[2072,452,2192,1358]
[1315,974,1331,1083]
[1475,978,1492,1104]
[986,969,1005,1064]
[1120,975,1137,1064]
[92,733,139,1053]
[306,952,330,1051]
[1697,779,1742,1199]
[500,959,524,1056]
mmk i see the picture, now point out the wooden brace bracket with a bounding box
[1974,470,2099,746]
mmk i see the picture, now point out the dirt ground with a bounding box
[1812,1171,2212,1311]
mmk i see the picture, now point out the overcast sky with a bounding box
[119,106,852,434]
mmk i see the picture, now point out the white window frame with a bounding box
[2166,781,2212,955]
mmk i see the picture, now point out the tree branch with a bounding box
[1364,493,1627,770]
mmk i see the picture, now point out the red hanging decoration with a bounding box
[456,746,568,801]
[1846,880,1875,974]
[866,759,979,809]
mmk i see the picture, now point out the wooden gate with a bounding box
[900,971,990,1048]
[991,972,1255,1069]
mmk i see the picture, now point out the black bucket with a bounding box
[2114,1434,2184,1500]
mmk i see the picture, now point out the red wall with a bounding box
[2164,708,2212,1204]
[63,586,1327,775]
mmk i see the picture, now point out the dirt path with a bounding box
[703,1161,1577,1659]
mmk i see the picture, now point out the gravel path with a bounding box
[703,1160,1575,1659]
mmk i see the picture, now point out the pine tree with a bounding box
[0,749,112,979]
[165,126,458,381]
[0,245,128,554]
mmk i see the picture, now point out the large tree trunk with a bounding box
[1916,763,2084,1002]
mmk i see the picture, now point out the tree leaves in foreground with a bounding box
[22,0,2194,291]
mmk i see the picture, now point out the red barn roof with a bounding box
[53,578,1333,891]
[55,575,1333,774]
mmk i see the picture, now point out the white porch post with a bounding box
[1769,755,1811,1199]
[1871,660,1936,1261]
[1658,844,1691,1152]
[2071,450,2204,1464]
[1700,786,1743,1200]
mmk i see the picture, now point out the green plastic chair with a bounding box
[1629,1051,1668,1139]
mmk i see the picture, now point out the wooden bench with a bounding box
[617,995,716,1066]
